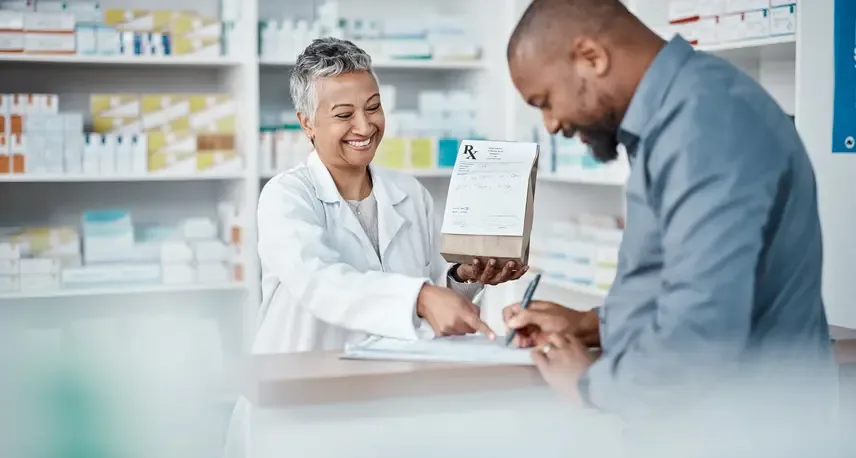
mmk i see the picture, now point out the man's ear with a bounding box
[297,112,315,144]
[572,36,610,77]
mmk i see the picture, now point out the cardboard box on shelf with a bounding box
[169,13,222,39]
[90,94,141,118]
[148,150,195,174]
[7,133,25,173]
[170,36,221,57]
[0,31,25,52]
[103,9,173,32]
[188,94,236,133]
[92,116,143,135]
[0,226,81,260]
[146,131,197,155]
[196,150,242,173]
[23,31,75,54]
[141,94,190,131]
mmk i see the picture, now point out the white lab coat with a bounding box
[253,151,454,354]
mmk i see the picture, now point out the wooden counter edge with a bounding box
[243,352,546,408]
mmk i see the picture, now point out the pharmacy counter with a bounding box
[239,352,619,458]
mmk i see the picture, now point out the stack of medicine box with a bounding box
[0,226,82,292]
[0,1,84,55]
[91,93,239,175]
[0,94,85,175]
[664,0,797,47]
[258,112,313,176]
[100,9,226,58]
[528,215,622,293]
[59,208,237,288]
[372,88,481,171]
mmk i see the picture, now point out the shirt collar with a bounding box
[618,35,695,154]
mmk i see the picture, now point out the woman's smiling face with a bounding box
[299,71,385,169]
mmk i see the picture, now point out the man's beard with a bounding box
[562,126,619,163]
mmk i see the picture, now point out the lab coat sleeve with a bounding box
[257,177,427,341]
[582,95,788,418]
[420,185,485,302]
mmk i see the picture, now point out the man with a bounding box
[504,0,834,423]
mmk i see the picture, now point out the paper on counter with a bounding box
[441,141,538,237]
[342,334,535,366]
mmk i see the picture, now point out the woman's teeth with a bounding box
[346,139,371,148]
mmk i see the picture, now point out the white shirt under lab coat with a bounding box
[254,151,460,354]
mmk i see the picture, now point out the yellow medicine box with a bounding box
[146,131,197,155]
[92,116,142,135]
[374,137,407,169]
[188,94,236,133]
[141,94,190,132]
[170,36,221,57]
[90,94,140,118]
[169,13,222,39]
[104,9,174,32]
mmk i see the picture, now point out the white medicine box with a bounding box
[741,9,770,40]
[770,5,796,36]
[697,0,725,17]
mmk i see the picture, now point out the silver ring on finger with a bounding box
[542,343,553,355]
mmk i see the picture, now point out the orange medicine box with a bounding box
[0,133,25,173]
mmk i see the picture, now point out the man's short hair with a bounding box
[507,0,631,60]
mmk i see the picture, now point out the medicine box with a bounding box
[770,5,796,36]
[717,13,743,42]
[19,257,61,275]
[770,0,796,6]
[0,258,18,275]
[64,133,84,174]
[81,209,135,264]
[188,95,236,133]
[160,241,193,264]
[95,25,119,55]
[162,263,194,284]
[93,116,142,135]
[0,11,24,30]
[0,275,19,292]
[196,262,230,283]
[180,217,218,240]
[75,24,97,54]
[169,13,222,39]
[104,9,173,32]
[23,12,75,32]
[0,226,81,260]
[169,36,221,57]
[741,9,770,40]
[91,94,141,118]
[193,240,230,262]
[0,31,25,52]
[24,31,75,54]
[19,273,60,291]
[141,94,190,131]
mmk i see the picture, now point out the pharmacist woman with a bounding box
[225,37,527,458]
[253,37,528,354]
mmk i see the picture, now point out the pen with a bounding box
[505,273,542,347]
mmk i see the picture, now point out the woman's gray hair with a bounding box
[290,37,378,122]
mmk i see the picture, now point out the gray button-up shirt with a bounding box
[583,36,834,417]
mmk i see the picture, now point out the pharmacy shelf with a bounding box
[537,173,626,187]
[540,276,608,299]
[260,57,486,70]
[0,282,248,300]
[697,35,796,61]
[0,172,246,183]
[0,54,243,68]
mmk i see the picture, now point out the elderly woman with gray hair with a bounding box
[253,37,528,354]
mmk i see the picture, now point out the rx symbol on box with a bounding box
[463,144,477,160]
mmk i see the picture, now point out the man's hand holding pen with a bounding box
[503,300,601,405]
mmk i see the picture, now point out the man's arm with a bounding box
[581,95,788,417]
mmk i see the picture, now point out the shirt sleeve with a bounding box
[583,95,790,417]
[446,266,485,301]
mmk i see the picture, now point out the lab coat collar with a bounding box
[306,150,408,206]
[307,150,408,265]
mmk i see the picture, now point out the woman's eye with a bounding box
[367,104,381,111]
[335,113,352,119]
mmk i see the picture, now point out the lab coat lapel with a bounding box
[370,167,407,263]
[306,152,378,264]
